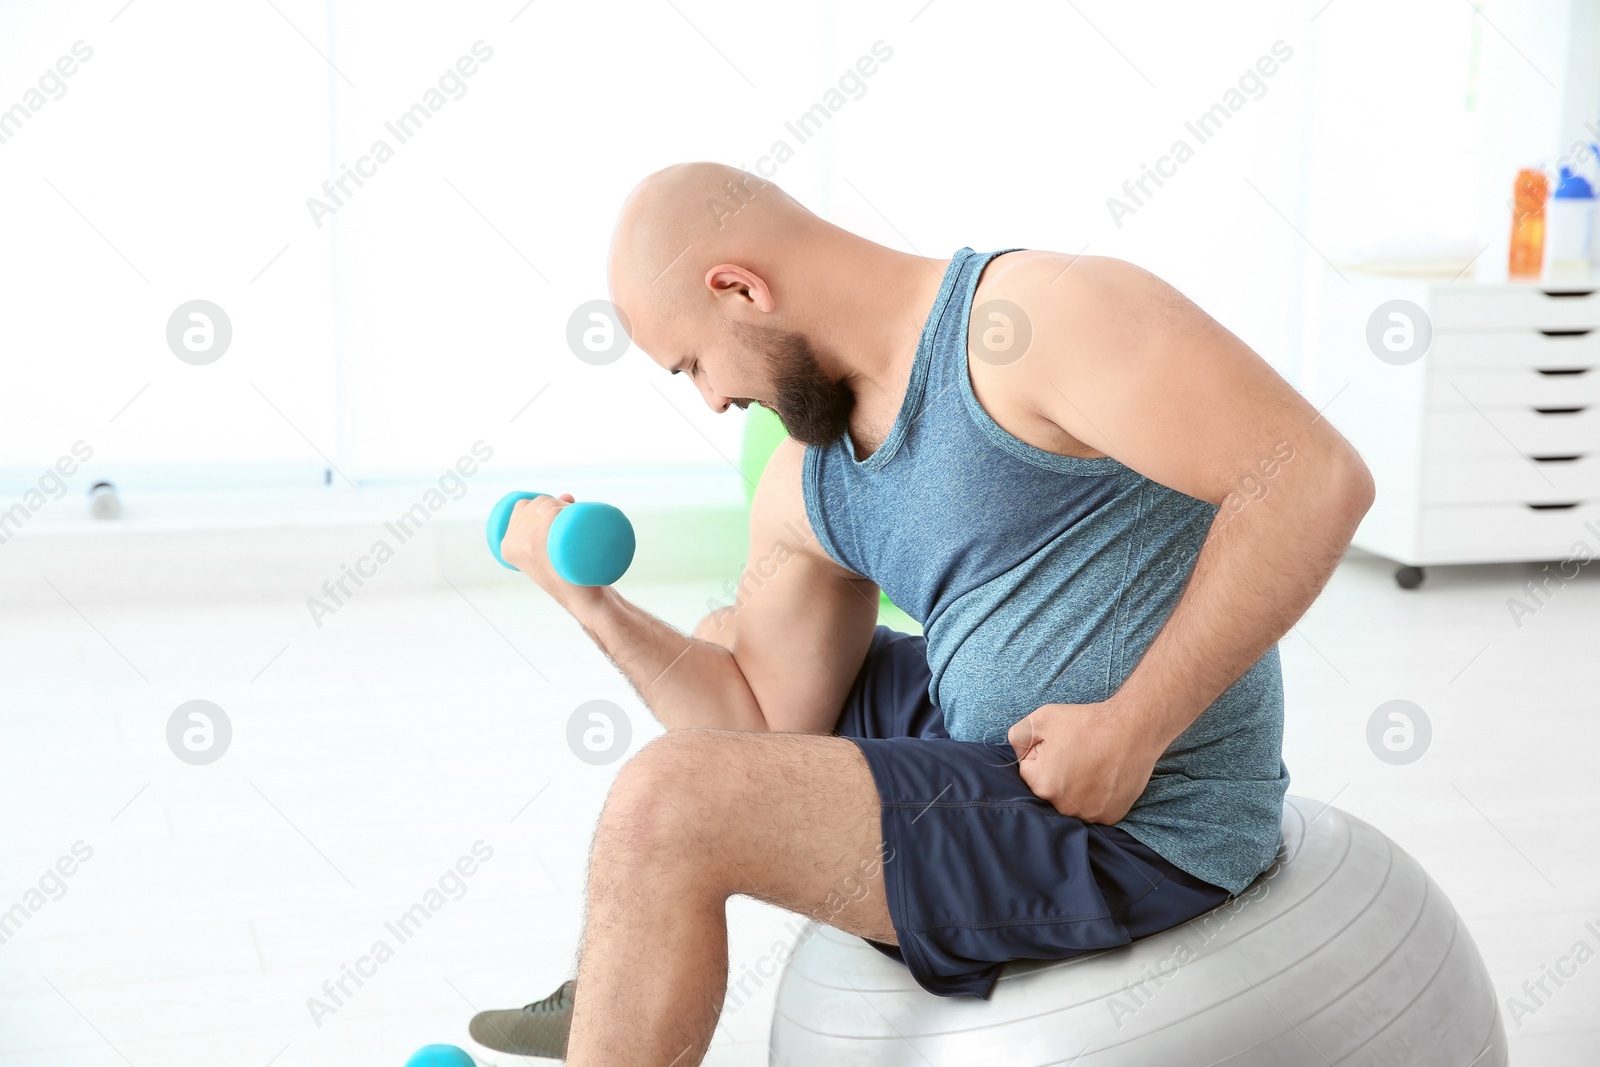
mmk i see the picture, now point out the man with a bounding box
[468,162,1373,1065]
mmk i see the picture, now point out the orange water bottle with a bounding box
[1509,168,1548,278]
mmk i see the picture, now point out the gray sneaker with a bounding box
[469,980,575,1061]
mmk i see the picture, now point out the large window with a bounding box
[0,2,334,484]
[4,0,1550,494]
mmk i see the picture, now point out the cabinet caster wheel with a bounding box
[1394,565,1425,590]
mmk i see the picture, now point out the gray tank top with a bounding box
[802,247,1288,895]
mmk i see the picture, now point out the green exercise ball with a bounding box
[739,403,790,505]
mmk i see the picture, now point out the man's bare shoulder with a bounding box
[978,251,1190,328]
[965,252,1177,460]
[970,251,1213,400]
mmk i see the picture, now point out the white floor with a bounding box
[1,553,1597,1065]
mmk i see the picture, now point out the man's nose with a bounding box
[696,377,732,413]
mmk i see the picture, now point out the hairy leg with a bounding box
[566,729,893,1067]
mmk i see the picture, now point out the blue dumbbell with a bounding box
[486,491,635,586]
[404,1045,474,1067]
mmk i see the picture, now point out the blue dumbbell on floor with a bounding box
[403,1045,474,1067]
[486,491,635,586]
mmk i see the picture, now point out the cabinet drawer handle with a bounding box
[1530,454,1583,463]
[1533,406,1587,415]
[1535,367,1592,376]
[1528,502,1580,510]
[1540,290,1596,299]
[1538,328,1593,337]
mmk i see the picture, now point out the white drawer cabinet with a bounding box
[1308,268,1600,587]
[1428,367,1600,408]
[1429,330,1600,368]
[1421,455,1600,505]
[1425,408,1600,457]
[1430,285,1600,329]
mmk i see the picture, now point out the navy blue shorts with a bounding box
[834,626,1233,999]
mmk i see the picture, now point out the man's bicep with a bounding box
[731,438,880,734]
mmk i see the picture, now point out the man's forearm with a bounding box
[1116,457,1373,753]
[564,587,768,732]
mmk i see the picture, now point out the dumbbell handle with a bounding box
[486,491,636,587]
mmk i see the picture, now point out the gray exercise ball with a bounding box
[769,796,1505,1066]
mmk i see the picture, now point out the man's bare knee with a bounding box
[597,735,691,851]
[591,732,896,943]
[593,734,734,888]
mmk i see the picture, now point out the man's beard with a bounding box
[732,323,855,447]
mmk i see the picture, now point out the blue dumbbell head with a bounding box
[485,492,635,586]
[403,1044,475,1067]
[549,501,635,586]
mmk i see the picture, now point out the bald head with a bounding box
[607,162,817,328]
[604,163,946,448]
[606,163,859,445]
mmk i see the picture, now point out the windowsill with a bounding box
[6,464,746,538]
[0,466,749,606]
